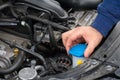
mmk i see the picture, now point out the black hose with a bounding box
[0,37,47,69]
[36,45,51,54]
[0,18,19,23]
[0,78,5,80]
[0,19,19,26]
[0,2,11,10]
[24,22,33,42]
[48,25,58,48]
[10,7,19,18]
[0,41,26,74]
[26,15,70,31]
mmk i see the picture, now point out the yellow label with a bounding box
[77,60,84,65]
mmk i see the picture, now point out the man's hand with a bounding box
[62,26,103,57]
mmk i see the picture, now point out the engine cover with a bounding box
[17,0,68,19]
[56,0,102,10]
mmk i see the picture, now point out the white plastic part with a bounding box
[72,56,86,68]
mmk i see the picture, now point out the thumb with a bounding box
[84,43,96,58]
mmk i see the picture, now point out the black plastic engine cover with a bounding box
[91,21,120,77]
[56,0,102,10]
[17,0,68,19]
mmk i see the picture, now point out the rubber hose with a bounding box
[36,45,51,54]
[0,41,27,74]
[0,2,11,10]
[0,37,47,69]
[24,22,33,42]
[26,15,70,31]
[48,25,58,48]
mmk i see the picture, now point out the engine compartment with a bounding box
[0,0,119,80]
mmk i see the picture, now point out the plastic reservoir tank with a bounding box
[69,43,87,68]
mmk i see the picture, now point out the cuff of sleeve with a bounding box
[91,14,115,37]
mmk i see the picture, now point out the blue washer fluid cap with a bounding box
[69,43,87,57]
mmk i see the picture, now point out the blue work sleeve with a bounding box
[91,0,120,37]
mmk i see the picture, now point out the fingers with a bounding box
[62,27,86,52]
[84,27,103,57]
[62,30,73,47]
[62,26,103,58]
[84,41,97,58]
[62,28,78,46]
[65,34,83,52]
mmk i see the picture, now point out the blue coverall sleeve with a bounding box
[91,0,120,37]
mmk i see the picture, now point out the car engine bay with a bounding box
[0,0,120,80]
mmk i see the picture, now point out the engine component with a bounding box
[55,55,72,72]
[0,42,26,74]
[0,44,6,57]
[16,0,68,19]
[0,31,28,75]
[26,15,70,31]
[56,0,102,10]
[0,56,11,68]
[0,37,47,69]
[0,2,11,10]
[0,18,19,27]
[0,0,119,79]
[68,10,97,29]
[42,59,117,80]
[91,21,120,77]
[18,67,37,80]
[34,23,61,43]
